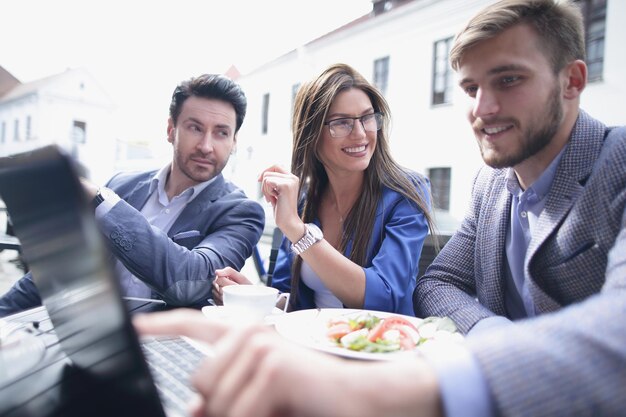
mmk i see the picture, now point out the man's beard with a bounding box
[481,85,563,169]
[177,151,229,184]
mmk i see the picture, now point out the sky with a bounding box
[1,0,373,144]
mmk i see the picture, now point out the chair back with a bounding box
[252,227,284,286]
[266,228,283,287]
[417,233,452,278]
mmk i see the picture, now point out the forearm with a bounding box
[0,273,42,317]
[299,239,366,308]
[466,290,626,417]
[414,276,495,333]
[414,230,494,333]
[98,202,259,305]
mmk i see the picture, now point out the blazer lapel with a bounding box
[124,176,153,210]
[525,111,606,309]
[169,174,226,235]
[481,173,511,314]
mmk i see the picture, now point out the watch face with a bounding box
[291,223,323,255]
[308,224,323,240]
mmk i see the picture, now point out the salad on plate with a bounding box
[325,312,462,354]
[272,308,464,360]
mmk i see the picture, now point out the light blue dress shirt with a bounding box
[503,149,564,319]
[96,164,215,298]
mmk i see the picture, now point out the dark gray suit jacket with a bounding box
[0,170,264,315]
[466,218,626,417]
[414,110,626,332]
[415,110,626,416]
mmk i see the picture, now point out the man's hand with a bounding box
[212,267,253,305]
[79,177,99,199]
[134,309,444,417]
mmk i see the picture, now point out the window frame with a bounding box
[431,36,454,106]
[72,120,87,144]
[261,93,270,135]
[13,119,19,142]
[428,167,452,211]
[575,0,607,82]
[373,56,390,96]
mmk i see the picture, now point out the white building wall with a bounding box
[0,68,116,184]
[234,0,626,230]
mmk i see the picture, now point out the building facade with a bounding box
[231,0,624,232]
[0,67,116,184]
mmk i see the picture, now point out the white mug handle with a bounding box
[276,292,290,313]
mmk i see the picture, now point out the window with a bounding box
[428,167,451,211]
[1,121,5,143]
[72,120,87,144]
[373,56,390,95]
[13,119,19,141]
[432,37,454,105]
[291,83,301,119]
[575,0,606,81]
[261,93,270,135]
[25,116,31,140]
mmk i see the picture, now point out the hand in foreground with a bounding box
[79,177,99,199]
[134,309,443,417]
[212,267,253,305]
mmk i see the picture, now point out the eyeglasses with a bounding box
[323,112,383,138]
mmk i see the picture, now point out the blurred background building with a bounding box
[0,67,116,184]
[0,0,623,235]
[230,0,624,233]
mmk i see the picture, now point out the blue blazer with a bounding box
[414,110,626,333]
[272,181,430,315]
[0,170,265,316]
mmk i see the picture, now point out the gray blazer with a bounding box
[0,171,265,315]
[414,110,626,333]
[102,170,265,306]
[465,215,626,416]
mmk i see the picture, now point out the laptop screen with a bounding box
[0,145,166,417]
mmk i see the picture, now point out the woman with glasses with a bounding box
[213,63,435,314]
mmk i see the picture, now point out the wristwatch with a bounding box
[92,187,114,209]
[291,223,323,255]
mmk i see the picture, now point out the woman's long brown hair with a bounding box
[288,63,436,309]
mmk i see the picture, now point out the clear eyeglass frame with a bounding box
[323,112,383,138]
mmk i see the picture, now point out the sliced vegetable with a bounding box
[325,313,461,354]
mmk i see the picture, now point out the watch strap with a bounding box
[92,188,106,209]
[291,223,323,255]
[92,187,119,210]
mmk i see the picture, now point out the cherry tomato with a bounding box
[326,323,352,340]
[367,315,418,343]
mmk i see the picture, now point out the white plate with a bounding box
[0,321,46,380]
[272,308,462,361]
[201,305,284,325]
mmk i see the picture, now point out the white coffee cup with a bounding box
[222,285,289,321]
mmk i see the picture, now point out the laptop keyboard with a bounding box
[141,336,207,416]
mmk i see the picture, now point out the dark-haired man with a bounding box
[0,74,265,314]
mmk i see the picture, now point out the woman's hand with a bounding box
[258,165,305,243]
[212,267,253,305]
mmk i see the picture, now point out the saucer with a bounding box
[201,305,284,325]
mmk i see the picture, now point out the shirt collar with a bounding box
[149,163,218,204]
[505,146,567,201]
